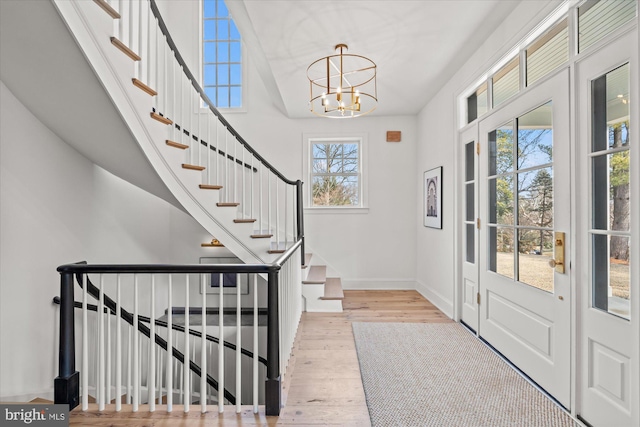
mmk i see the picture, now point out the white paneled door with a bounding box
[478,70,571,408]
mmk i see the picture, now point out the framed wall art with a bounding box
[423,166,443,229]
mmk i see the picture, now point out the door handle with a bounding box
[550,232,565,274]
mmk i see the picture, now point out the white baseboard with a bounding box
[0,388,54,403]
[341,278,417,290]
[415,280,454,319]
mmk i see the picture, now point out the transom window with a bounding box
[310,138,362,207]
[203,0,242,108]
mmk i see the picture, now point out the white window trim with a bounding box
[199,0,248,113]
[302,133,369,213]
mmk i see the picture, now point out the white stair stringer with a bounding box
[53,0,279,264]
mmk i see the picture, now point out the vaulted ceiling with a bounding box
[228,0,524,118]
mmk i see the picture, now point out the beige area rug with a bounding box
[352,322,578,427]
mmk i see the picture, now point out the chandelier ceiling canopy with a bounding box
[307,44,377,118]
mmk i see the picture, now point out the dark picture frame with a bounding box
[424,166,443,229]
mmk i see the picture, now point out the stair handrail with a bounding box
[55,238,301,415]
[147,0,297,185]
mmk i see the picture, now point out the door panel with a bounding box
[479,69,571,407]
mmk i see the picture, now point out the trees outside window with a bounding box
[310,140,361,207]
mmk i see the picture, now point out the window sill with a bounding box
[304,207,369,215]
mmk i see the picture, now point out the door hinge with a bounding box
[476,218,481,229]
[477,292,481,305]
[476,142,480,155]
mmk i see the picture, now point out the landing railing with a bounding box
[54,240,302,416]
[91,0,305,257]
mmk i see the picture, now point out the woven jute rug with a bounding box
[352,322,578,427]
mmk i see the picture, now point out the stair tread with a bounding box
[321,277,344,300]
[166,140,189,149]
[251,234,273,239]
[302,265,326,284]
[200,184,222,190]
[182,164,205,171]
[150,112,172,125]
[94,0,121,19]
[217,202,240,207]
[132,78,157,96]
[110,36,140,61]
[233,218,256,223]
[302,253,312,269]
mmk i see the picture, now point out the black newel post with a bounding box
[265,268,281,416]
[296,180,305,266]
[54,272,80,410]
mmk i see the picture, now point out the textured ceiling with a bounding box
[232,0,523,118]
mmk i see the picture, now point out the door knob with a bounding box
[549,259,564,268]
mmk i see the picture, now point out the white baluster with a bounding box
[201,274,207,413]
[207,115,211,185]
[234,135,238,209]
[107,300,112,406]
[284,184,288,248]
[82,274,88,411]
[184,275,190,412]
[167,275,173,412]
[268,172,272,237]
[137,0,142,80]
[149,275,156,412]
[133,274,139,412]
[157,350,162,405]
[126,323,132,404]
[98,275,105,411]
[215,119,219,187]
[236,274,241,413]
[190,88,194,166]
[198,96,202,167]
[252,274,258,414]
[242,144,246,217]
[116,274,122,411]
[259,163,263,232]
[276,180,280,249]
[225,131,229,202]
[218,273,224,413]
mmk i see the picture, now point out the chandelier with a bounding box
[307,44,377,118]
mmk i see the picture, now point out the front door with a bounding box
[575,30,637,427]
[478,70,571,407]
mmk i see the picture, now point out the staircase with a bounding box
[301,254,345,312]
[52,0,302,267]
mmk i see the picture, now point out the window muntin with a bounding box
[310,139,362,207]
[578,0,637,53]
[203,0,242,108]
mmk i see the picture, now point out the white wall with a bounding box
[0,81,219,401]
[414,0,559,317]
[161,2,418,288]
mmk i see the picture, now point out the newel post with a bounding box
[54,272,80,410]
[265,268,281,416]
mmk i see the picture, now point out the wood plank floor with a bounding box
[69,290,451,426]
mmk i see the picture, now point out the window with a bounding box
[526,18,568,86]
[590,63,630,319]
[578,0,637,53]
[308,138,363,208]
[467,83,488,123]
[203,0,242,108]
[492,57,520,108]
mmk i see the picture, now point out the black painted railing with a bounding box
[54,239,302,415]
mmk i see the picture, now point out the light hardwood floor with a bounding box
[70,290,451,426]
